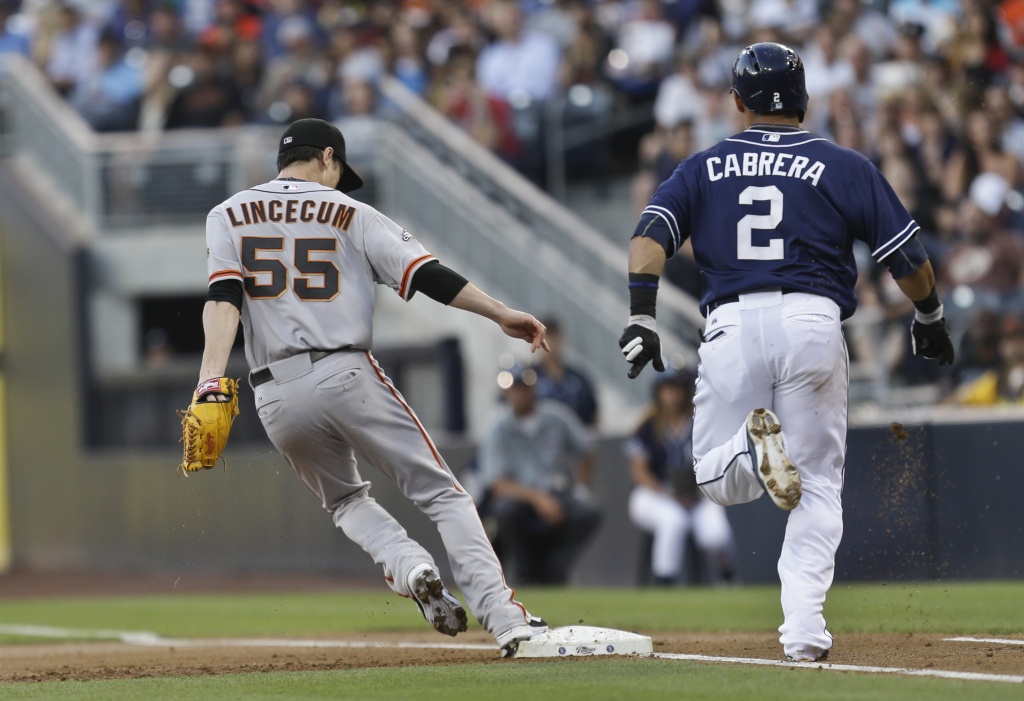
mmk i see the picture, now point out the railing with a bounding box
[378,77,705,358]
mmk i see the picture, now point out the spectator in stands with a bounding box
[940,173,1024,308]
[952,307,1004,388]
[943,108,1023,204]
[476,0,561,181]
[625,370,735,585]
[429,45,521,163]
[0,1,30,57]
[533,317,598,427]
[631,117,695,219]
[69,27,143,132]
[477,362,600,585]
[37,1,98,96]
[749,0,818,46]
[802,24,854,133]
[954,313,1024,405]
[477,0,561,103]
[257,15,331,119]
[604,0,676,100]
[387,19,429,96]
[163,45,245,128]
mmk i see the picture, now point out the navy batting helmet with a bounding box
[730,42,808,122]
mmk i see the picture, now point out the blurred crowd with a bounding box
[6,0,1024,403]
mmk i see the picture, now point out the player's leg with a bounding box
[628,486,689,582]
[771,294,848,660]
[692,303,776,505]
[340,352,534,640]
[253,368,440,596]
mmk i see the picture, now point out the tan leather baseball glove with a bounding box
[177,377,240,474]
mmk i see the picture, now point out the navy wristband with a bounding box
[912,287,940,315]
[628,273,659,318]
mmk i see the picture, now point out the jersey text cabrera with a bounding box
[633,126,921,319]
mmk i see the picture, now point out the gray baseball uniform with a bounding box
[206,178,531,639]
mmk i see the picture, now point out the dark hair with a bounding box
[277,145,336,172]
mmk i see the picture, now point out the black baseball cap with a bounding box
[278,118,364,193]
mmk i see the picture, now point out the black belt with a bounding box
[707,288,800,312]
[250,349,349,387]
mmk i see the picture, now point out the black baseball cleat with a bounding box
[497,616,549,658]
[409,567,468,637]
[746,408,802,510]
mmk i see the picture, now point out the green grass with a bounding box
[0,660,1021,701]
[0,581,1020,640]
[0,582,1021,699]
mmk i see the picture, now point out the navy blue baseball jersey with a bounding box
[633,125,923,319]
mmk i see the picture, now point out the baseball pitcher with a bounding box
[619,43,954,662]
[188,118,549,656]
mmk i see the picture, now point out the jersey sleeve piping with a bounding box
[872,220,920,260]
[209,268,243,284]
[398,254,437,300]
[640,205,681,251]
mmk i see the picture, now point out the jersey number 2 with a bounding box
[737,185,784,260]
[242,236,340,301]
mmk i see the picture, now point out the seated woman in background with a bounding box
[625,370,735,585]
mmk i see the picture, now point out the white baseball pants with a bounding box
[691,290,847,660]
[628,486,733,579]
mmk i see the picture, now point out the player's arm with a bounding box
[620,227,673,379]
[199,277,242,383]
[855,161,954,365]
[883,242,954,365]
[411,261,549,352]
[620,161,691,378]
[199,300,240,382]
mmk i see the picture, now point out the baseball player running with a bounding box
[197,118,548,655]
[619,43,954,661]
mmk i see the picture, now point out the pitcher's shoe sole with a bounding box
[747,408,801,510]
[411,569,468,637]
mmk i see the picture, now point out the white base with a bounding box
[511,626,653,658]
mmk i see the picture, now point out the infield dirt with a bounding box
[0,570,1020,683]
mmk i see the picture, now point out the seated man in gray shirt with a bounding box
[477,363,602,584]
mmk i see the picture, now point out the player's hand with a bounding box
[619,315,665,379]
[911,316,955,365]
[498,309,549,353]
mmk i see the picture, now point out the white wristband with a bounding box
[914,303,944,325]
[628,314,657,333]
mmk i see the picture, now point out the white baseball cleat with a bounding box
[408,566,468,637]
[746,408,801,511]
[496,615,549,658]
[786,648,830,663]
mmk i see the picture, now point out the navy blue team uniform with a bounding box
[635,125,925,319]
[619,42,953,663]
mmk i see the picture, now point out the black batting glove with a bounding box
[619,315,666,379]
[911,316,955,365]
